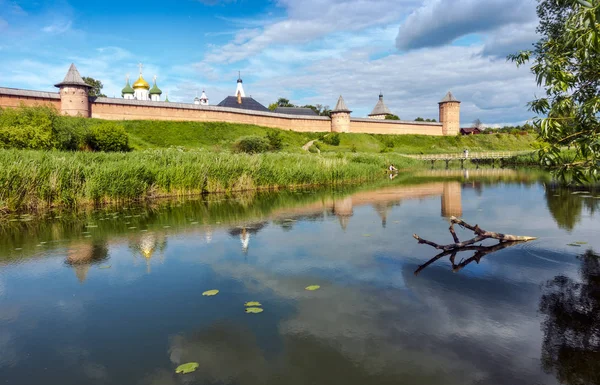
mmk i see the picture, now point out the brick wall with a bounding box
[0,88,449,136]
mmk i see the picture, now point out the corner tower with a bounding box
[330,95,351,133]
[54,63,91,117]
[439,92,460,136]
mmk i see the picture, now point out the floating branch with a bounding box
[413,216,537,275]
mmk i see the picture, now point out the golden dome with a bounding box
[133,75,150,90]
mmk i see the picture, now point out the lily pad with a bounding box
[575,241,588,245]
[245,307,264,314]
[244,301,262,307]
[202,289,219,296]
[362,234,372,237]
[305,285,321,291]
[567,243,582,247]
[99,265,111,269]
[175,362,199,374]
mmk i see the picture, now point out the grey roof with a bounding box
[440,91,460,103]
[369,94,391,116]
[274,107,318,116]
[54,63,91,88]
[0,87,60,99]
[217,96,270,112]
[332,95,351,112]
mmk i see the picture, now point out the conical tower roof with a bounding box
[332,95,351,113]
[440,91,460,103]
[54,63,91,88]
[369,93,392,116]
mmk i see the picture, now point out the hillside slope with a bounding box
[121,120,537,154]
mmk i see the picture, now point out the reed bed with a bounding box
[0,149,418,212]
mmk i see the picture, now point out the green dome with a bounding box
[121,80,134,95]
[149,80,162,95]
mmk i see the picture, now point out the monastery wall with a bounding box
[0,87,451,136]
[350,118,443,136]
[0,88,61,110]
[89,98,332,132]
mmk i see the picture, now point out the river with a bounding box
[0,169,599,385]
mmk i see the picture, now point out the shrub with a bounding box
[308,144,320,153]
[233,136,270,154]
[322,133,340,146]
[88,122,130,152]
[0,104,58,149]
[265,130,283,150]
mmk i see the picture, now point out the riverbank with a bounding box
[0,149,421,212]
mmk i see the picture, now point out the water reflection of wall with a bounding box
[270,182,463,231]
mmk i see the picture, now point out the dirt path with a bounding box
[302,140,318,152]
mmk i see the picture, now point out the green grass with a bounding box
[0,149,421,212]
[119,119,537,154]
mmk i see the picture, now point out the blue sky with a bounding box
[0,0,540,125]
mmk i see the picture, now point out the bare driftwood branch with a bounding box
[413,217,537,275]
[414,241,522,275]
[413,216,537,252]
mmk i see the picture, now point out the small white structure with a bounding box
[199,90,209,106]
[235,72,245,98]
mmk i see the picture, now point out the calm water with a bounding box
[1,170,599,385]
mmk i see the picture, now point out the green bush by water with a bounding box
[0,149,419,212]
[0,105,130,152]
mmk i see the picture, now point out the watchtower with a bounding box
[330,95,351,133]
[439,92,460,136]
[54,63,91,117]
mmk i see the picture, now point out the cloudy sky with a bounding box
[0,0,541,125]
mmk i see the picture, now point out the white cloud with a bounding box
[42,20,72,34]
[396,0,536,50]
[0,17,8,31]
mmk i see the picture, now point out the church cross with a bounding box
[138,63,143,75]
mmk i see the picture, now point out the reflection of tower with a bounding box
[373,202,394,228]
[205,229,213,244]
[66,240,109,283]
[333,196,353,231]
[441,181,462,218]
[240,228,249,254]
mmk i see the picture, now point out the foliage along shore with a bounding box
[0,149,422,213]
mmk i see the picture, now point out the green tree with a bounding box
[415,117,425,122]
[385,114,400,120]
[82,77,107,98]
[509,0,600,183]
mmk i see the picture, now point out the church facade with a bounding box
[0,63,461,136]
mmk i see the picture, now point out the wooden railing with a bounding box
[403,151,534,161]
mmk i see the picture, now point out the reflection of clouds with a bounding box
[56,346,109,382]
[0,331,18,368]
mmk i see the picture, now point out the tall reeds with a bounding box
[0,149,417,212]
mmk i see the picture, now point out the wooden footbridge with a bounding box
[404,151,535,168]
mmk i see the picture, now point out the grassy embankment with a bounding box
[121,119,538,154]
[0,149,422,212]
